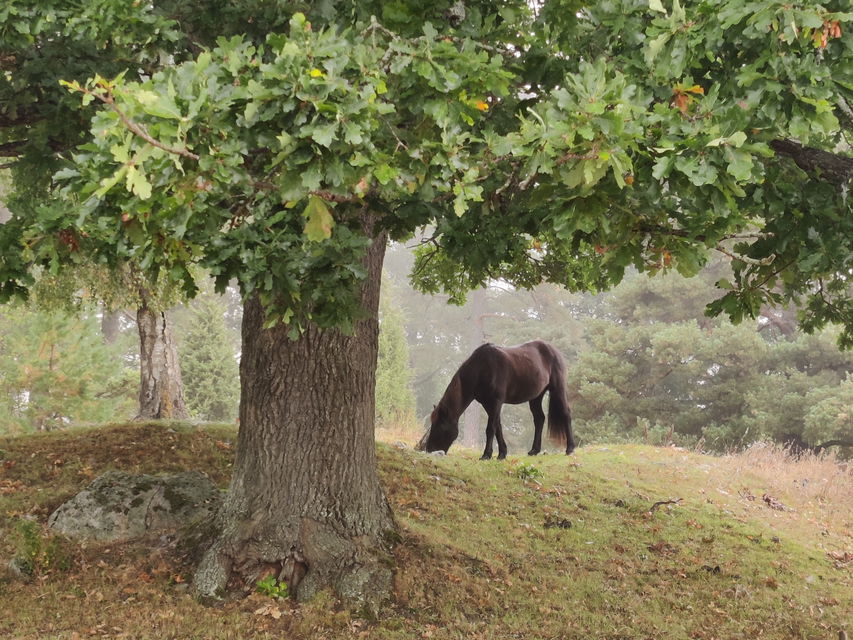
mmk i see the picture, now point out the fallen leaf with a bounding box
[254,604,282,619]
[762,494,786,511]
[648,541,678,556]
[827,550,853,567]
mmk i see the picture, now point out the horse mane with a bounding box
[437,373,465,418]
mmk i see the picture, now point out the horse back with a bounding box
[468,341,557,404]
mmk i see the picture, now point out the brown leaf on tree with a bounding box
[673,92,691,114]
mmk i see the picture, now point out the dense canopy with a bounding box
[1,0,851,343]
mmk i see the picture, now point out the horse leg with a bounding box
[490,402,508,460]
[527,393,546,456]
[480,409,495,460]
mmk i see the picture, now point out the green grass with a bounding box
[1,424,850,639]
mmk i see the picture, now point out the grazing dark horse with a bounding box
[419,340,575,460]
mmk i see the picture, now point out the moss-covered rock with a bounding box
[47,470,221,541]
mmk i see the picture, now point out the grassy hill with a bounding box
[0,423,850,639]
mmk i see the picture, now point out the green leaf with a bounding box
[652,155,674,180]
[303,195,334,241]
[343,122,363,145]
[725,148,753,181]
[373,164,398,185]
[727,131,747,148]
[311,122,337,148]
[196,51,212,72]
[716,278,734,290]
[94,165,128,198]
[649,0,667,13]
[244,101,260,122]
[136,90,182,120]
[126,165,152,200]
[645,33,670,64]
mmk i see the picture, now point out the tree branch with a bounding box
[0,141,28,158]
[0,109,44,128]
[815,439,853,452]
[87,89,200,161]
[714,244,775,266]
[770,139,853,186]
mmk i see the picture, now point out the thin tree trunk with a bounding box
[462,288,486,448]
[100,308,121,344]
[136,305,189,420]
[194,231,395,606]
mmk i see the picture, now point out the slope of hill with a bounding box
[0,423,850,639]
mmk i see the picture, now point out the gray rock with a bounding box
[48,470,221,541]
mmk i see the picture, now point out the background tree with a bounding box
[2,0,850,604]
[176,291,239,422]
[389,244,851,454]
[0,0,235,421]
[375,277,417,430]
[21,263,190,420]
[0,304,134,434]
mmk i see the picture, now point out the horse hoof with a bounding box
[480,454,492,461]
[497,453,507,460]
[527,449,540,456]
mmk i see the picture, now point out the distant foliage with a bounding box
[568,273,853,453]
[178,294,239,422]
[375,283,416,429]
[0,305,135,433]
[385,249,851,455]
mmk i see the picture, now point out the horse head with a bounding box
[421,404,459,453]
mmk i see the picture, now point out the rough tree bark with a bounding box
[193,230,396,607]
[136,304,189,420]
[769,139,853,185]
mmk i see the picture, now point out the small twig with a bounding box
[555,145,600,166]
[720,231,772,241]
[648,498,682,513]
[411,241,442,277]
[714,244,775,266]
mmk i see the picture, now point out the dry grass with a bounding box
[722,441,853,507]
[375,419,424,448]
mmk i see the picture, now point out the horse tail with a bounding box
[547,350,575,453]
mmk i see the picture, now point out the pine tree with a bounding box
[178,294,239,422]
[375,284,416,429]
[0,305,134,433]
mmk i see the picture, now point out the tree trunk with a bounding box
[136,305,189,420]
[100,308,121,344]
[193,232,395,607]
[462,288,487,448]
